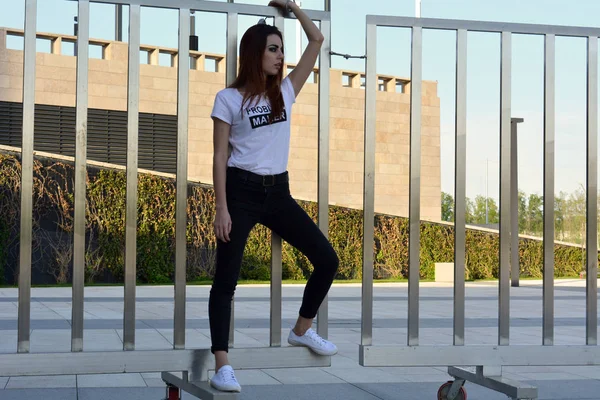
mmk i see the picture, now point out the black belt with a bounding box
[229,167,289,187]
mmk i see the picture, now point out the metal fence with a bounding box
[360,15,600,400]
[7,1,600,399]
[5,0,331,399]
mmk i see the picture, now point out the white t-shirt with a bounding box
[210,77,296,175]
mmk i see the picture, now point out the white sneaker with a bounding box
[287,327,338,356]
[210,365,241,392]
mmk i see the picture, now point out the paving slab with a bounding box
[0,388,77,400]
[533,379,600,399]
[78,387,164,400]
[233,383,383,400]
[82,329,123,351]
[77,373,147,388]
[5,375,76,389]
[323,366,414,383]
[261,367,346,385]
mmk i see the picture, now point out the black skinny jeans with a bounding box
[209,167,339,354]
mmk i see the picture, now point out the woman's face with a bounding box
[262,34,284,76]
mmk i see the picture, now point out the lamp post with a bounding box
[74,16,78,56]
[190,11,198,69]
[486,159,489,224]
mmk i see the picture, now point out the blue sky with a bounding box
[2,0,600,203]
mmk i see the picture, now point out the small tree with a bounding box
[441,192,454,222]
[527,194,544,236]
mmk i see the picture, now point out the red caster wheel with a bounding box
[437,380,467,400]
[165,385,180,400]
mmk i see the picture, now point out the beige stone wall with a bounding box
[0,28,441,221]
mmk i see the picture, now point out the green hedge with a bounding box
[0,153,591,284]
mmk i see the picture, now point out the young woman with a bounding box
[208,0,339,393]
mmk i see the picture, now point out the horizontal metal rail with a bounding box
[0,347,329,377]
[360,345,600,367]
[366,15,600,37]
[65,0,330,21]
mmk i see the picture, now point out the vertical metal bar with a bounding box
[408,26,422,347]
[543,34,556,346]
[361,21,376,348]
[324,0,330,12]
[115,4,123,42]
[226,13,238,87]
[510,119,519,288]
[270,233,282,346]
[226,12,238,348]
[453,29,467,347]
[316,18,331,339]
[123,4,141,352]
[174,7,190,350]
[269,14,285,348]
[586,35,598,346]
[71,0,89,353]
[17,0,37,354]
[499,31,512,346]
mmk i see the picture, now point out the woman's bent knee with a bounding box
[322,245,339,277]
[210,282,236,300]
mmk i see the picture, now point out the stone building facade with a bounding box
[0,27,441,220]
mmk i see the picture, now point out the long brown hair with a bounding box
[230,23,285,122]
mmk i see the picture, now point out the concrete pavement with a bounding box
[0,280,598,399]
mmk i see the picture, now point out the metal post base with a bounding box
[162,372,239,400]
[447,366,538,400]
[159,347,330,399]
[164,383,181,400]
